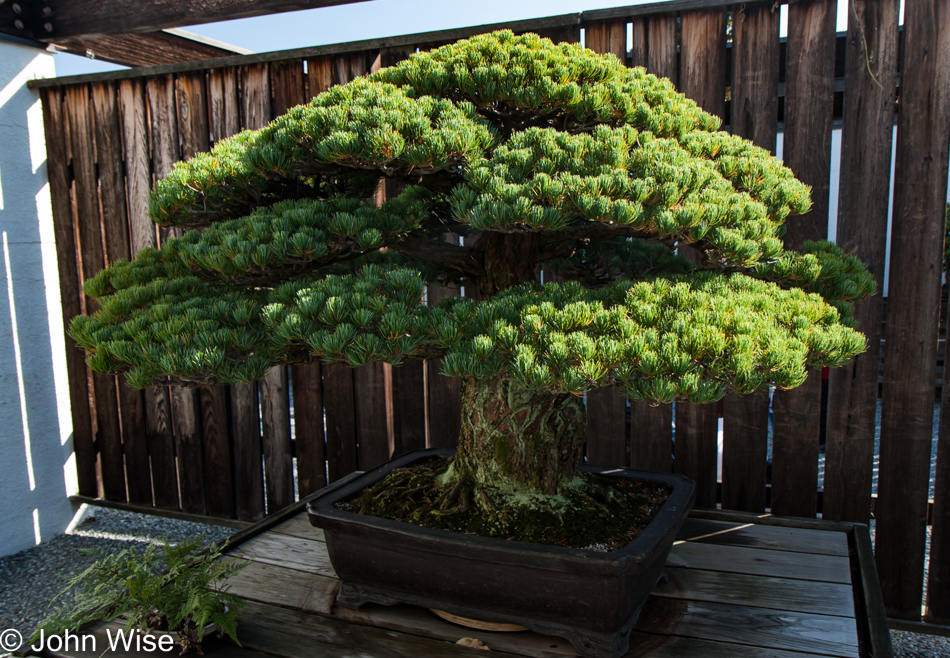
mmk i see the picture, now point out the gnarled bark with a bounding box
[449,377,586,494]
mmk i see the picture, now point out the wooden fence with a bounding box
[31,0,950,626]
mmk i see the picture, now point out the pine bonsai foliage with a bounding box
[71,31,873,501]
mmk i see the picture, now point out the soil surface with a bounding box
[336,456,672,551]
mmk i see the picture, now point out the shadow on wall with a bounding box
[0,39,77,557]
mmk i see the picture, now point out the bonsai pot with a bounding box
[308,448,695,658]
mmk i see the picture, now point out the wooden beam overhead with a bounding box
[52,29,252,67]
[0,0,372,42]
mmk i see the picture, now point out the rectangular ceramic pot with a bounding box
[308,448,695,658]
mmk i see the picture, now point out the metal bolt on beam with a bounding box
[11,3,22,14]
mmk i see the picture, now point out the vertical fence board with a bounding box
[928,0,950,623]
[824,0,899,525]
[877,0,950,619]
[230,382,264,521]
[40,88,98,497]
[292,364,327,496]
[629,17,648,68]
[770,0,837,519]
[646,13,678,85]
[392,363,427,456]
[584,18,627,62]
[675,403,718,507]
[198,385,233,517]
[171,71,213,515]
[205,66,243,518]
[65,85,127,503]
[260,366,294,511]
[587,389,627,467]
[91,82,152,505]
[583,18,632,470]
[427,278,461,450]
[354,363,392,469]
[676,8,727,508]
[720,2,779,513]
[324,363,359,482]
[270,59,306,115]
[629,403,672,472]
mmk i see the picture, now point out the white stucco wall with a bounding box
[0,39,76,557]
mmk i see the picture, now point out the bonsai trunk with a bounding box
[448,377,587,495]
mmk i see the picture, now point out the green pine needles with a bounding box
[71,30,874,403]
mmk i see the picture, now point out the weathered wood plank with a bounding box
[260,366,294,512]
[674,402,718,508]
[292,363,327,496]
[630,402,672,473]
[237,599,513,658]
[170,385,205,514]
[199,384,234,517]
[877,0,950,619]
[353,362,392,470]
[208,67,241,143]
[667,540,852,584]
[39,87,98,498]
[646,13,677,85]
[823,0,899,526]
[679,8,727,121]
[240,63,272,130]
[720,394,768,512]
[770,0,836,520]
[677,517,849,557]
[229,531,336,578]
[654,566,855,618]
[323,363,359,482]
[584,17,627,63]
[426,262,461,450]
[65,84,127,503]
[629,17,648,68]
[270,513,326,542]
[224,558,337,614]
[270,59,306,115]
[391,362,427,457]
[586,388,627,468]
[624,632,832,658]
[230,381,265,521]
[634,597,859,658]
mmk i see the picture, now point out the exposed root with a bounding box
[336,457,672,551]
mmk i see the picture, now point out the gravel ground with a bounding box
[0,506,231,657]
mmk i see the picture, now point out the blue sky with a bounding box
[49,0,854,78]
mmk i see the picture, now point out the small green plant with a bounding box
[33,536,247,655]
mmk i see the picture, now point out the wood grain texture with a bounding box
[629,17,648,68]
[679,8,727,121]
[323,363,359,482]
[586,387,628,467]
[224,558,338,614]
[674,402,718,508]
[770,0,836,520]
[260,366,294,512]
[667,540,852,584]
[145,386,179,509]
[65,84,127,503]
[877,0,950,619]
[291,364,327,496]
[677,517,849,556]
[199,385,234,517]
[231,381,265,521]
[630,401,673,472]
[823,0,899,525]
[646,13,678,85]
[240,63,272,130]
[720,4,778,515]
[584,17,627,63]
[353,362,392,469]
[720,393,768,512]
[425,261,461,450]
[53,31,244,68]
[39,87,98,497]
[171,385,205,514]
[229,532,336,578]
[208,67,241,142]
[270,59,307,114]
[391,362,427,456]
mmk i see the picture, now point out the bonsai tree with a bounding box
[71,31,873,537]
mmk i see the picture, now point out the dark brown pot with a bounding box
[308,448,695,658]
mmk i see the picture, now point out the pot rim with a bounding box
[308,448,695,565]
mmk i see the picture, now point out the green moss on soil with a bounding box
[336,457,672,551]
